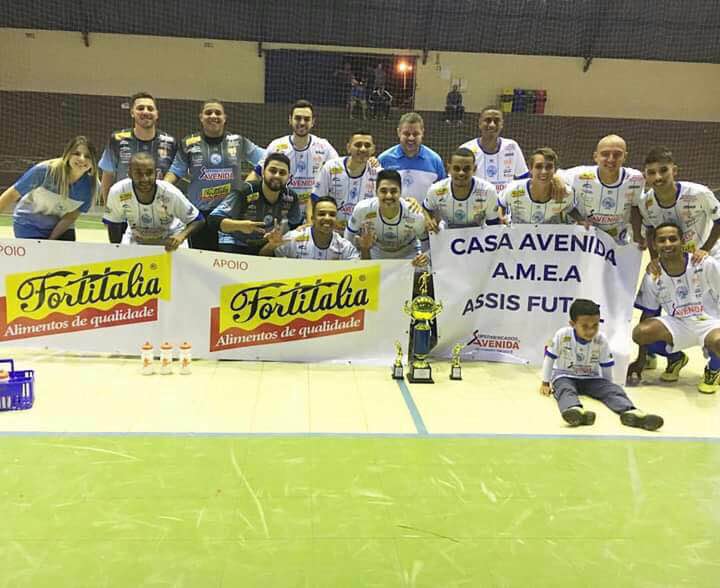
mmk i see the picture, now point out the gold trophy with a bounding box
[450,343,463,380]
[392,341,404,380]
[402,272,443,383]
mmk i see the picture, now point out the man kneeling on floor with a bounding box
[627,221,720,393]
[541,298,664,430]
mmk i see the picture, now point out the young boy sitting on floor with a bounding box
[540,298,664,430]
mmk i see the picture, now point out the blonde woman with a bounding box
[0,136,99,240]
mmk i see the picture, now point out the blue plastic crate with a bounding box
[0,358,35,411]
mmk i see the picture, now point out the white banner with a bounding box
[0,239,413,364]
[431,225,642,380]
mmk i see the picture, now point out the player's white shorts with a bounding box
[656,315,720,352]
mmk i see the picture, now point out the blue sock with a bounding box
[646,341,683,363]
[708,352,720,370]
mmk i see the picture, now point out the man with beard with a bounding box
[260,196,359,260]
[208,153,303,255]
[247,100,339,221]
[103,152,203,250]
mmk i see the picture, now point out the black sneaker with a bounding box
[561,407,596,427]
[620,410,664,431]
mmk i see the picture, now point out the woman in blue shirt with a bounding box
[0,136,100,240]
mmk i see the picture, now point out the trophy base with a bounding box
[450,366,462,381]
[391,364,404,380]
[408,365,434,384]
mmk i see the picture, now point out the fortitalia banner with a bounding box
[0,239,413,364]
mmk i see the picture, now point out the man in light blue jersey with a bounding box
[378,112,446,203]
[164,99,264,251]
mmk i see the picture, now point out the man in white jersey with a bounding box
[248,100,338,220]
[261,196,359,260]
[104,153,203,250]
[560,134,644,245]
[423,147,500,231]
[378,112,446,202]
[499,148,576,225]
[628,222,720,393]
[345,169,429,266]
[312,130,378,232]
[458,106,528,193]
[639,146,720,263]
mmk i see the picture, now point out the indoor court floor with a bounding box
[1,219,719,587]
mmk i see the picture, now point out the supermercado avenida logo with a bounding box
[209,266,380,351]
[1,254,171,340]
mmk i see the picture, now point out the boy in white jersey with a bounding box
[627,222,720,394]
[261,196,359,260]
[542,298,663,430]
[104,153,203,250]
[458,106,528,194]
[345,169,429,267]
[312,130,378,232]
[639,147,720,264]
[561,134,644,245]
[248,100,338,219]
[499,148,576,225]
[423,147,500,231]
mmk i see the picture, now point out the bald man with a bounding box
[560,135,645,247]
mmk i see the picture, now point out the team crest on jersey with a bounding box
[296,159,307,173]
[209,153,223,165]
[531,210,545,223]
[185,136,202,147]
[676,285,689,299]
[486,165,497,177]
[454,210,466,221]
[602,196,616,209]
[403,175,414,186]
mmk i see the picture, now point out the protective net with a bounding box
[1,0,719,201]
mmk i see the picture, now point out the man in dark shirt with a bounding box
[208,153,303,255]
[445,84,465,125]
[368,85,393,120]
